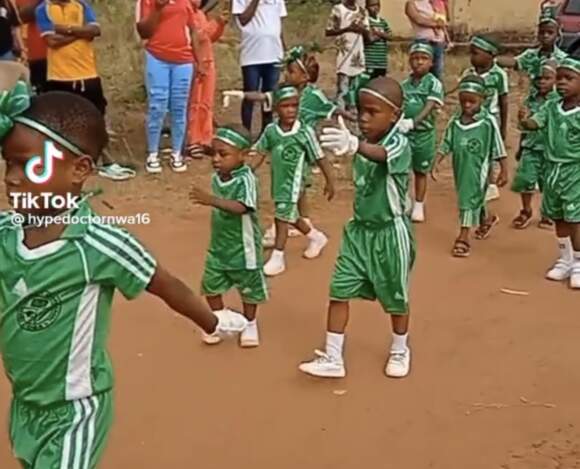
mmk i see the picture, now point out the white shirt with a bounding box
[327,4,369,76]
[233,0,287,67]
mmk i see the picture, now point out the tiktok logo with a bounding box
[24,141,64,184]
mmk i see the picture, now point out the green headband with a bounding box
[409,42,434,58]
[471,36,499,56]
[558,57,580,75]
[539,16,559,26]
[285,45,308,74]
[0,81,30,140]
[215,127,251,150]
[458,80,486,96]
[541,60,558,75]
[273,86,299,103]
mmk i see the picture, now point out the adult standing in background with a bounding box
[0,0,22,61]
[233,0,287,134]
[405,0,446,79]
[136,0,199,174]
[15,0,47,93]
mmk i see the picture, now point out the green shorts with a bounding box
[408,130,436,174]
[10,392,113,469]
[541,162,580,222]
[511,147,544,193]
[329,219,415,314]
[274,201,300,223]
[201,263,268,304]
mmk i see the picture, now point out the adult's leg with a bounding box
[29,59,48,94]
[260,62,280,131]
[168,61,194,155]
[145,51,171,155]
[430,41,445,80]
[241,64,261,133]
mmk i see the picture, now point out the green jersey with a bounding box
[439,110,506,206]
[299,84,337,127]
[255,120,324,203]
[531,98,580,164]
[352,125,412,226]
[206,165,263,271]
[0,203,156,407]
[401,73,444,132]
[345,72,371,108]
[516,46,568,90]
[364,16,391,71]
[462,63,509,119]
[521,90,559,150]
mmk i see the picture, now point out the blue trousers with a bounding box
[241,63,280,134]
[145,51,194,154]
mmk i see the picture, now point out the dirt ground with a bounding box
[2,60,580,468]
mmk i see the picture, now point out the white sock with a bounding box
[391,333,409,352]
[270,249,284,261]
[414,201,424,210]
[325,332,344,362]
[304,217,313,228]
[558,237,573,263]
[172,151,182,160]
[307,228,322,240]
[246,319,257,330]
[148,152,159,160]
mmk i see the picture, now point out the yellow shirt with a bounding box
[36,0,99,81]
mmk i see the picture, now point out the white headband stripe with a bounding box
[359,88,400,111]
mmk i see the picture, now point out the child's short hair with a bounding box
[305,55,320,83]
[20,92,108,161]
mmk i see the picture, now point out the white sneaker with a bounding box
[170,154,187,173]
[411,203,425,223]
[385,348,411,378]
[546,259,572,281]
[570,265,580,289]
[264,253,286,276]
[262,224,276,248]
[240,322,260,347]
[485,184,500,202]
[201,331,222,345]
[145,154,162,174]
[303,231,328,259]
[298,350,346,378]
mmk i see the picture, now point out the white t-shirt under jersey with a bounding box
[233,0,287,67]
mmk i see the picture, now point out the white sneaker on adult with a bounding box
[201,332,222,345]
[145,154,162,174]
[303,231,328,259]
[546,259,572,281]
[570,265,580,289]
[485,184,500,202]
[240,321,260,347]
[298,350,346,378]
[385,348,411,378]
[170,154,187,173]
[264,253,286,276]
[411,203,425,223]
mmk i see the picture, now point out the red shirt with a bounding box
[136,0,195,64]
[16,0,47,61]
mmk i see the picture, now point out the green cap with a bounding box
[273,84,299,103]
[458,76,486,96]
[470,35,500,56]
[409,42,434,58]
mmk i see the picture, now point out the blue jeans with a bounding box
[145,51,194,154]
[241,63,280,133]
[0,50,15,61]
[430,42,445,80]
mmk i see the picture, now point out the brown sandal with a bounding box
[512,210,533,230]
[452,239,471,258]
[475,215,500,240]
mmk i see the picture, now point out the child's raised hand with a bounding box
[190,185,213,206]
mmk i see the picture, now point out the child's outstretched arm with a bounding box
[320,116,387,161]
[518,107,541,130]
[147,266,247,334]
[190,185,249,215]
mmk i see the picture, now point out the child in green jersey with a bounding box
[462,34,509,203]
[299,77,415,379]
[364,0,392,78]
[497,10,567,99]
[399,42,444,223]
[511,61,559,230]
[190,125,268,347]
[520,57,580,288]
[252,84,336,277]
[0,85,247,468]
[433,75,508,258]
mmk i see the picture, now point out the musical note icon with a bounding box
[24,140,65,184]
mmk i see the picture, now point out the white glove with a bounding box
[319,116,359,157]
[212,308,248,335]
[398,118,415,134]
[221,90,245,108]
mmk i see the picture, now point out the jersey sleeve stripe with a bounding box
[90,223,156,271]
[241,174,257,209]
[306,127,324,159]
[489,116,507,158]
[385,136,405,162]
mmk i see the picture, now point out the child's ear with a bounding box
[71,155,94,184]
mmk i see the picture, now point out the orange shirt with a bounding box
[15,0,47,61]
[136,0,195,64]
[191,8,224,64]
